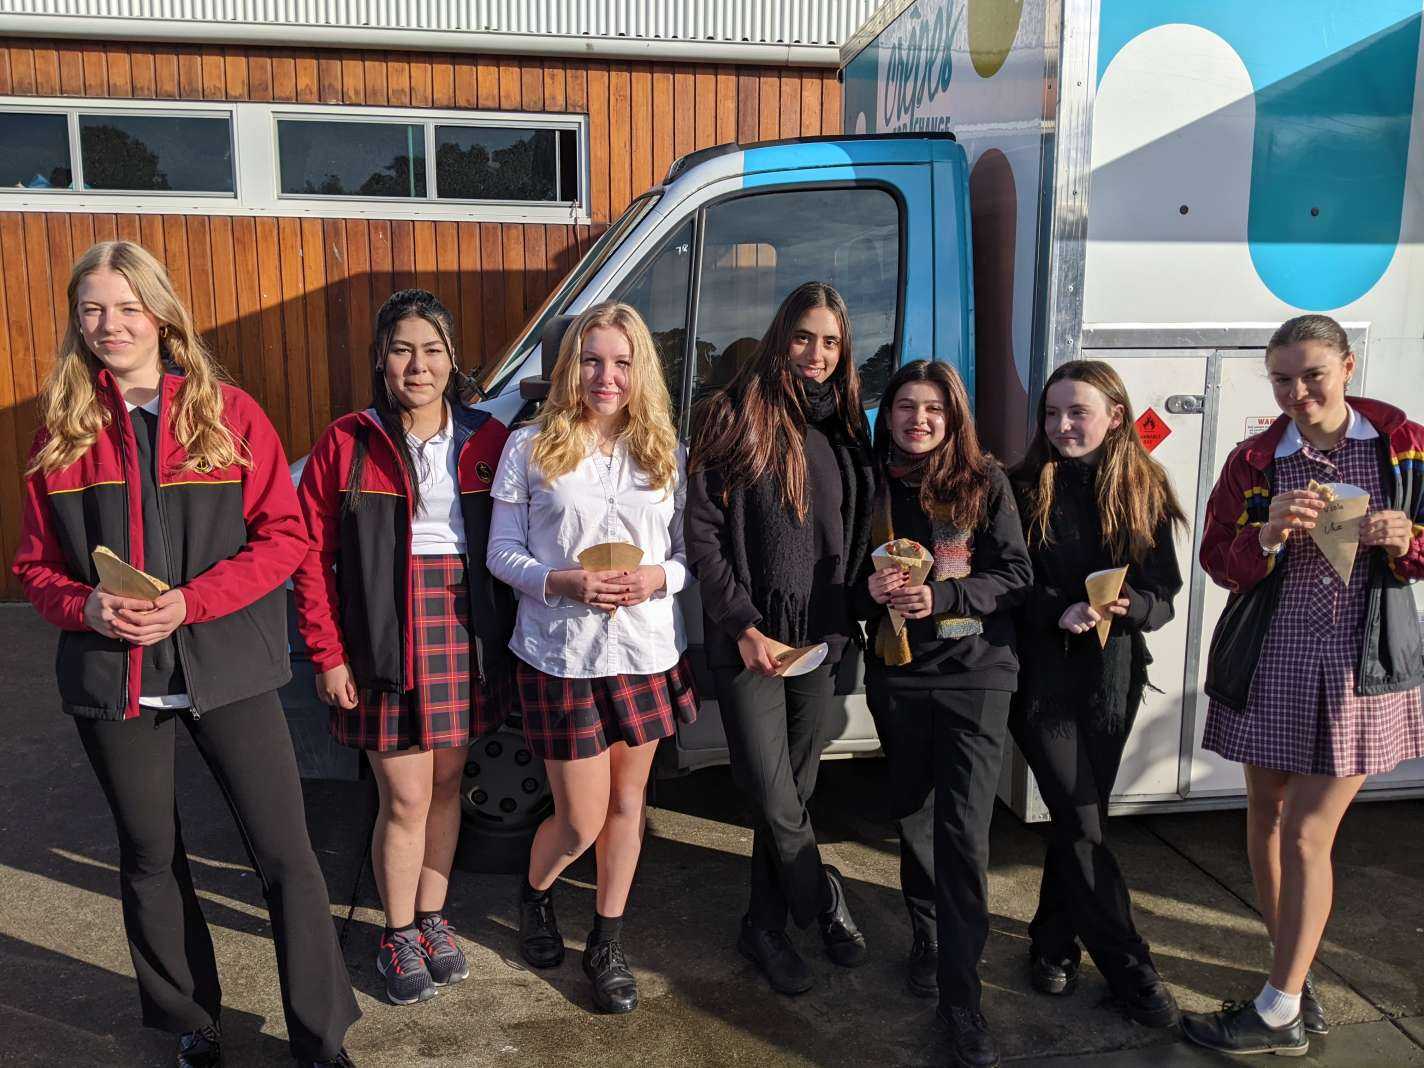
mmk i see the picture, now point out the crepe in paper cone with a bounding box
[1307,482,1369,583]
[764,638,830,678]
[872,538,934,635]
[577,541,643,617]
[1084,565,1129,648]
[92,545,168,601]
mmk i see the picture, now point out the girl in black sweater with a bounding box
[686,282,876,996]
[855,359,1031,1068]
[1009,360,1185,1029]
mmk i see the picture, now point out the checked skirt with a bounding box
[333,555,508,753]
[515,655,699,761]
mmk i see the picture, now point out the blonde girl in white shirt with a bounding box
[487,301,696,1015]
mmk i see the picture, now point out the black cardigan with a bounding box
[1012,459,1182,731]
[852,465,1032,691]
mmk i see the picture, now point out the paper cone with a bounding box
[872,538,934,634]
[1307,483,1369,583]
[764,638,830,678]
[1084,565,1129,648]
[92,546,168,601]
[577,541,643,617]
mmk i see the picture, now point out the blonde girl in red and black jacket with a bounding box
[12,240,359,1068]
[292,289,513,1009]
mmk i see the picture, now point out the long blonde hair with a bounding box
[28,240,248,476]
[529,302,678,492]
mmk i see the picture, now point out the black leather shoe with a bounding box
[1114,977,1180,1029]
[908,934,938,998]
[1301,973,1328,1035]
[737,916,814,995]
[939,1005,1001,1068]
[177,1023,222,1067]
[1029,950,1079,996]
[292,1050,355,1067]
[583,938,638,1014]
[817,865,867,967]
[1182,1000,1308,1056]
[518,887,565,969]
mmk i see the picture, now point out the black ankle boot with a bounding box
[518,884,565,969]
[736,916,814,995]
[939,1005,1000,1068]
[177,1023,222,1068]
[583,938,638,1014]
[907,933,938,998]
[817,865,866,967]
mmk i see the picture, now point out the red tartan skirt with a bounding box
[514,654,699,761]
[332,555,509,753]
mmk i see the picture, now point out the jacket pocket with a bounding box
[54,631,127,714]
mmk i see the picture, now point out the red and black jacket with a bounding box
[291,403,514,696]
[12,370,308,721]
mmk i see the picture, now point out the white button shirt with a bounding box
[487,424,690,678]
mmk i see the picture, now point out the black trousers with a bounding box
[74,691,360,1060]
[868,681,1011,1012]
[1010,708,1156,993]
[714,663,837,930]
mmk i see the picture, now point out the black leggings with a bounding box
[74,691,359,1060]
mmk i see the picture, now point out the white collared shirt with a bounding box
[487,425,689,678]
[404,404,466,556]
[1275,405,1378,458]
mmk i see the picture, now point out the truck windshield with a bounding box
[477,192,661,397]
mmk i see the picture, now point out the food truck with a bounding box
[465,0,1424,824]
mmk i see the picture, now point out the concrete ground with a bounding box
[1,602,1421,1067]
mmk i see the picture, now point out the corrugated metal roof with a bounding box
[1,0,886,48]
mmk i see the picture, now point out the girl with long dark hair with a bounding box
[293,289,514,1007]
[855,360,1031,1068]
[1009,360,1185,1030]
[686,281,876,995]
[14,241,359,1067]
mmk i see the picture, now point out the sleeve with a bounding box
[1387,424,1424,583]
[485,434,558,605]
[929,468,1034,618]
[657,448,690,598]
[849,535,879,622]
[12,446,92,631]
[683,464,762,640]
[1199,447,1276,593]
[289,427,349,673]
[1121,515,1183,632]
[179,398,310,624]
[1011,483,1076,632]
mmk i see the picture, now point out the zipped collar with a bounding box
[1241,396,1407,472]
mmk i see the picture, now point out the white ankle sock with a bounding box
[1254,982,1300,1028]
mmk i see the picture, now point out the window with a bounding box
[1,111,71,189]
[277,116,582,206]
[0,107,234,194]
[691,187,901,408]
[612,219,694,416]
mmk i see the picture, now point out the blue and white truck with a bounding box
[461,0,1424,825]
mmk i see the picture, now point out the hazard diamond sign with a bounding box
[1135,408,1172,452]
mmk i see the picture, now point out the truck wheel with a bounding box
[455,719,552,875]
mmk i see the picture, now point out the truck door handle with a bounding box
[1165,395,1205,415]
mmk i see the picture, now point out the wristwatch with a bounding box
[1258,526,1284,556]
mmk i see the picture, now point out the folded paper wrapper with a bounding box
[92,545,168,601]
[763,638,830,678]
[1084,565,1129,648]
[577,541,643,617]
[871,538,934,635]
[1306,482,1369,584]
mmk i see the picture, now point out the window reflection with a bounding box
[278,120,426,198]
[0,112,72,189]
[79,114,233,192]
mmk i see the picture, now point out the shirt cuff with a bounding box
[658,559,688,598]
[538,566,561,608]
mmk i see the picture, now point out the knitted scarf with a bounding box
[873,448,982,666]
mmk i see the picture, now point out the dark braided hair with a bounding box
[344,289,469,515]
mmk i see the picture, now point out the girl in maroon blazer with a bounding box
[13,240,358,1068]
[292,289,513,1008]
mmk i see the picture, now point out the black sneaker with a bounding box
[292,1051,356,1067]
[737,916,815,995]
[177,1022,222,1067]
[1301,973,1328,1035]
[1113,976,1179,1029]
[518,887,566,969]
[583,938,638,1014]
[817,865,867,967]
[1181,999,1308,1056]
[1029,949,1079,996]
[907,933,938,998]
[417,913,470,986]
[939,1005,1000,1068]
[376,928,437,1005]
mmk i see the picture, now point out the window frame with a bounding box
[0,96,591,224]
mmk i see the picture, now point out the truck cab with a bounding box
[475,134,974,772]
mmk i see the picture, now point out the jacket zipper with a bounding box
[363,412,418,692]
[454,420,488,688]
[153,383,203,719]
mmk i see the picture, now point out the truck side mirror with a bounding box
[518,313,578,405]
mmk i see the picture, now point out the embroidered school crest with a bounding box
[476,460,494,483]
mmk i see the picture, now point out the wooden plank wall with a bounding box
[0,38,840,595]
